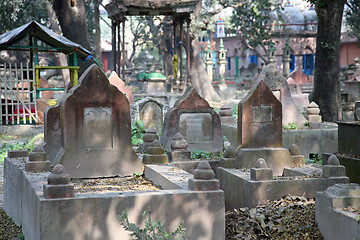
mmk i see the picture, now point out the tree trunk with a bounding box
[52,0,91,51]
[310,0,346,122]
[190,39,220,100]
[94,0,102,61]
[189,1,219,101]
[160,17,174,77]
[45,1,70,84]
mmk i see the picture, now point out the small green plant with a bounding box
[132,120,145,146]
[119,210,186,240]
[190,150,213,159]
[305,153,322,165]
[18,232,25,240]
[133,172,143,178]
[304,121,310,127]
[283,122,298,130]
[190,150,223,159]
[232,106,238,118]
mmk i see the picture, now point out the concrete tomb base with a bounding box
[217,166,349,210]
[4,157,225,240]
[316,183,360,240]
[235,148,294,176]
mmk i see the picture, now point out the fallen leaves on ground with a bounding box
[225,195,323,240]
[0,208,22,240]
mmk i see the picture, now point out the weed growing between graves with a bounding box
[283,122,298,130]
[306,153,322,165]
[190,150,223,159]
[131,120,145,146]
[232,105,238,118]
[0,133,44,163]
[119,210,186,240]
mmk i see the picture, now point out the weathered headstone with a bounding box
[45,64,143,178]
[43,103,62,164]
[238,80,282,148]
[160,86,223,152]
[108,71,134,104]
[131,97,168,133]
[256,64,307,127]
[236,80,293,175]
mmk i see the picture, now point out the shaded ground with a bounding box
[226,195,323,240]
[0,135,324,239]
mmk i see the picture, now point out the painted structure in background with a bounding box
[200,2,360,81]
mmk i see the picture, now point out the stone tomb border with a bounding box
[217,166,349,210]
[4,156,224,240]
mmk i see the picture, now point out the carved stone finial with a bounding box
[193,161,215,180]
[255,158,268,168]
[327,155,340,166]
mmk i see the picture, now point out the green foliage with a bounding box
[305,153,322,165]
[119,210,186,240]
[232,105,238,118]
[18,232,25,240]
[345,0,360,44]
[283,122,298,130]
[131,120,145,146]
[228,0,285,62]
[190,150,223,159]
[133,172,143,178]
[304,121,310,127]
[0,0,49,33]
[0,133,44,163]
[357,215,360,223]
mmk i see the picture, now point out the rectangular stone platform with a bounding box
[217,167,349,209]
[4,157,225,240]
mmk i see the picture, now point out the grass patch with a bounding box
[0,134,44,163]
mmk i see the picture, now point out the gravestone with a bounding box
[108,71,134,104]
[256,64,307,127]
[44,64,142,178]
[236,80,293,175]
[238,80,282,148]
[161,86,223,152]
[131,97,168,133]
[43,104,62,164]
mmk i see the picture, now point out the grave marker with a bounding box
[45,64,143,178]
[161,86,223,152]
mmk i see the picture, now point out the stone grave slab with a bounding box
[161,86,223,152]
[50,64,142,178]
[131,97,168,132]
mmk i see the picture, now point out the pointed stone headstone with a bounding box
[238,80,282,148]
[161,86,223,152]
[109,71,134,104]
[255,64,307,127]
[52,64,143,178]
